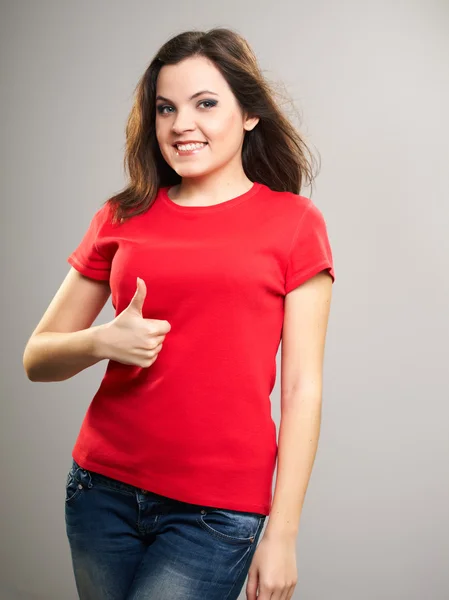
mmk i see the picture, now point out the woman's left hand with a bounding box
[246,533,298,599]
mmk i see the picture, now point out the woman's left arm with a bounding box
[246,270,333,600]
[267,269,333,538]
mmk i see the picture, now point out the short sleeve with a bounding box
[67,203,112,281]
[285,201,335,294]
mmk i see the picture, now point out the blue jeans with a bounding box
[65,459,267,599]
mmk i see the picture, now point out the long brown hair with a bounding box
[106,27,320,224]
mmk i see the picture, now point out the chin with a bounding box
[173,165,212,178]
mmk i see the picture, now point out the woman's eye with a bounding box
[198,100,217,109]
[156,105,174,114]
[156,100,217,115]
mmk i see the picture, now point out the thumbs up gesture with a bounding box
[98,277,171,368]
[127,276,150,316]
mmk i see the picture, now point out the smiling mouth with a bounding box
[173,142,208,155]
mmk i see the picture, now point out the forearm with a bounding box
[23,325,106,383]
[264,393,322,540]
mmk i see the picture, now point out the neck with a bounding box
[169,169,254,205]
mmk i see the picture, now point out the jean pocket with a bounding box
[65,471,83,504]
[65,460,92,505]
[197,508,265,546]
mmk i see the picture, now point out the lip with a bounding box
[173,141,208,158]
[172,141,208,147]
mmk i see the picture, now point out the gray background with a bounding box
[1,0,448,598]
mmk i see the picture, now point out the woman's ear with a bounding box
[244,115,260,131]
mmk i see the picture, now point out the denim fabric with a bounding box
[65,459,266,599]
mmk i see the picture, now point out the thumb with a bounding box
[127,277,147,315]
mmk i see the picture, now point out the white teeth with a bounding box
[176,143,206,151]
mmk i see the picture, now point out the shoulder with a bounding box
[89,201,120,230]
[259,184,316,220]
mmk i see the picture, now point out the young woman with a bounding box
[23,27,335,600]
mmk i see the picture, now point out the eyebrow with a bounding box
[155,90,219,103]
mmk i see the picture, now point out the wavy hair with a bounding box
[106,27,320,223]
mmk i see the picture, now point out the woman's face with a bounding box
[155,55,258,179]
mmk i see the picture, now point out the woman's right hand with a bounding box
[97,277,171,368]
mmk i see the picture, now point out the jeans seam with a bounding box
[91,481,135,496]
[222,517,264,600]
[196,515,258,545]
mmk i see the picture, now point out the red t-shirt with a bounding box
[67,181,335,515]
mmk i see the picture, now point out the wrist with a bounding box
[90,323,109,361]
[264,512,300,542]
[264,523,298,543]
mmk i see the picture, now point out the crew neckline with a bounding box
[160,181,263,213]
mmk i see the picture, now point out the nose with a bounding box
[171,108,195,134]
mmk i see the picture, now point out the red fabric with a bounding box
[67,182,335,515]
